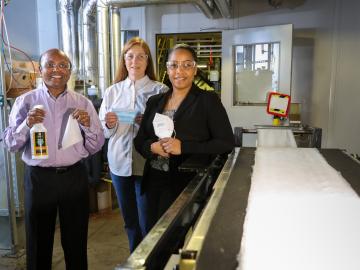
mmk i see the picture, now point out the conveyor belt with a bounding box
[195,148,255,270]
[195,148,360,270]
[320,149,360,197]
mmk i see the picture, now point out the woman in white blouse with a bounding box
[99,37,168,252]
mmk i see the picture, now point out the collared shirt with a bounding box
[99,75,168,176]
[3,83,105,167]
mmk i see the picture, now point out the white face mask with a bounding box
[152,113,174,139]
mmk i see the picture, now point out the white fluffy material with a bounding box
[237,148,360,270]
[257,128,297,148]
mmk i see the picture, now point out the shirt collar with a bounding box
[40,82,68,99]
[124,75,150,90]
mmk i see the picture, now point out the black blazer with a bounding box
[134,84,235,189]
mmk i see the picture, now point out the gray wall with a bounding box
[324,0,360,154]
[4,0,39,58]
[36,0,58,54]
[4,0,58,59]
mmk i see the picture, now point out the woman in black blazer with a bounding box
[134,44,234,227]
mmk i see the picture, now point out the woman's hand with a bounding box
[135,113,143,125]
[105,112,118,129]
[160,137,182,155]
[151,141,169,157]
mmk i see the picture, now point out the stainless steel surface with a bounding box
[97,2,111,96]
[115,172,208,270]
[103,0,215,19]
[213,0,231,18]
[184,149,239,252]
[110,6,121,82]
[82,0,98,86]
[233,125,322,148]
[57,0,81,73]
[249,125,319,133]
[78,3,85,81]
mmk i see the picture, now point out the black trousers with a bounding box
[24,162,89,270]
[145,168,195,228]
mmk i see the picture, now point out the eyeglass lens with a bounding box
[167,61,195,70]
[125,54,148,61]
[44,62,71,70]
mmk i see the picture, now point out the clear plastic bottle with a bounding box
[30,105,48,159]
[87,85,98,97]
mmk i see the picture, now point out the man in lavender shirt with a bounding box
[2,49,104,270]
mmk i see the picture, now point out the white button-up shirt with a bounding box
[99,76,168,176]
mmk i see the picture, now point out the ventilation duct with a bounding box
[213,0,231,18]
[109,7,122,81]
[103,0,216,19]
[57,0,81,72]
[82,0,98,86]
[97,2,111,95]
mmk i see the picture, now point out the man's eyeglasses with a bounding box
[166,61,196,70]
[43,62,71,70]
[124,53,148,62]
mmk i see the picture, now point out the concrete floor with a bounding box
[0,209,130,270]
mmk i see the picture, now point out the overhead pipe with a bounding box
[213,0,231,18]
[103,0,216,19]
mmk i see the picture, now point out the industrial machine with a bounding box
[114,145,360,270]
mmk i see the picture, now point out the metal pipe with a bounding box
[57,0,81,72]
[97,2,111,96]
[103,0,216,19]
[78,2,85,80]
[213,0,231,18]
[82,0,99,86]
[109,6,121,82]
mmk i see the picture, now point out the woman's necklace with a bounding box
[168,93,186,110]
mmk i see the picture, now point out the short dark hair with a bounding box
[168,43,197,62]
[38,48,72,70]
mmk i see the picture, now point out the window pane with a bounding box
[233,42,280,105]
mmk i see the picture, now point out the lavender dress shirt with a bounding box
[3,83,105,167]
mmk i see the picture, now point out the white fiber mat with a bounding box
[257,128,297,148]
[237,148,360,270]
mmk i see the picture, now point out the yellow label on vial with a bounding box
[32,131,48,156]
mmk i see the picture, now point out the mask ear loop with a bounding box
[172,129,176,139]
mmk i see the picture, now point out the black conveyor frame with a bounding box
[195,148,360,270]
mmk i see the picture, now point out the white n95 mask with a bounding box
[152,113,174,139]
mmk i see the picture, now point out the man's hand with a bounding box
[26,107,45,128]
[73,109,90,127]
